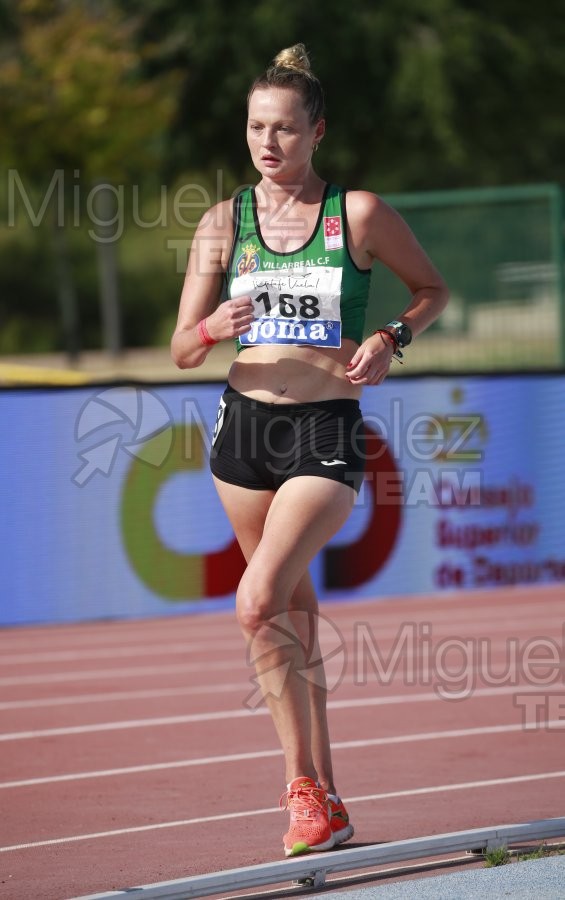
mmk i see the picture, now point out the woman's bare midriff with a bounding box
[226,339,362,404]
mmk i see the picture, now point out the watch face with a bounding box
[387,321,412,347]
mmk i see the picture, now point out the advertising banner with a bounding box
[0,376,563,625]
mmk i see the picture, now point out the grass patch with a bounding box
[484,846,511,867]
[517,843,550,862]
[517,843,565,862]
[480,842,565,868]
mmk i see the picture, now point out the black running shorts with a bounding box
[210,385,366,493]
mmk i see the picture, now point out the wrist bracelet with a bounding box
[197,318,218,347]
[373,329,404,362]
[373,329,397,351]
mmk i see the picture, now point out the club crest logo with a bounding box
[236,242,260,276]
[323,216,343,250]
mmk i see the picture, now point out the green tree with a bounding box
[119,0,565,191]
[0,0,180,356]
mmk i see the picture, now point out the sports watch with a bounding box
[385,320,412,349]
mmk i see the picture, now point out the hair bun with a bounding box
[248,43,324,124]
[272,43,311,74]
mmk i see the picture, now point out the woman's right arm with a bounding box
[171,200,254,369]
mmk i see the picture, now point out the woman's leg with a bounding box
[287,571,336,794]
[213,474,355,785]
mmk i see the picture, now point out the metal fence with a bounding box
[368,184,565,372]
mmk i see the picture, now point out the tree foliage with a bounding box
[0,0,179,182]
[1,0,565,355]
[119,0,565,191]
[0,0,181,356]
[2,0,564,190]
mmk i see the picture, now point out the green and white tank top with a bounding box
[225,184,371,351]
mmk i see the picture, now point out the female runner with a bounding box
[172,43,449,857]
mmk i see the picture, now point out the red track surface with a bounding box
[1,585,564,899]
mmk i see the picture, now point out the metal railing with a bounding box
[75,815,565,899]
[369,183,565,372]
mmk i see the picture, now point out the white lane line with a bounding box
[1,655,556,711]
[0,624,242,653]
[2,627,563,688]
[0,682,250,711]
[2,721,564,790]
[0,659,245,687]
[1,607,562,660]
[2,616,563,666]
[2,769,565,853]
[0,682,562,742]
[0,588,561,646]
[0,708,251,741]
[0,749,281,788]
[0,639,244,666]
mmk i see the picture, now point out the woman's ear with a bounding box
[314,118,326,148]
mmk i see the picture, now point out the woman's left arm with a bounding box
[345,191,449,385]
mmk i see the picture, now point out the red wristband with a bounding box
[373,329,397,351]
[373,329,404,364]
[197,318,218,347]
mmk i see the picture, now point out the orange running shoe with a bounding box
[280,776,334,857]
[328,794,354,845]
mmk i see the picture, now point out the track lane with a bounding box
[0,585,563,899]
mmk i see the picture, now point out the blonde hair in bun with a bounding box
[248,44,325,124]
[272,43,312,74]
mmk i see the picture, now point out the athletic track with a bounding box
[1,584,564,899]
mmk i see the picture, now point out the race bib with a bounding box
[231,265,343,348]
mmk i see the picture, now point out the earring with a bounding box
[313,143,319,152]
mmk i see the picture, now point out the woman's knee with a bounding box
[236,571,278,636]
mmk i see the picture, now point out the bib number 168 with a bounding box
[254,291,320,319]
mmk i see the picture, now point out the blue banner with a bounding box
[1,375,564,625]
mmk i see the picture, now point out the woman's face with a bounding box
[247,86,324,182]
